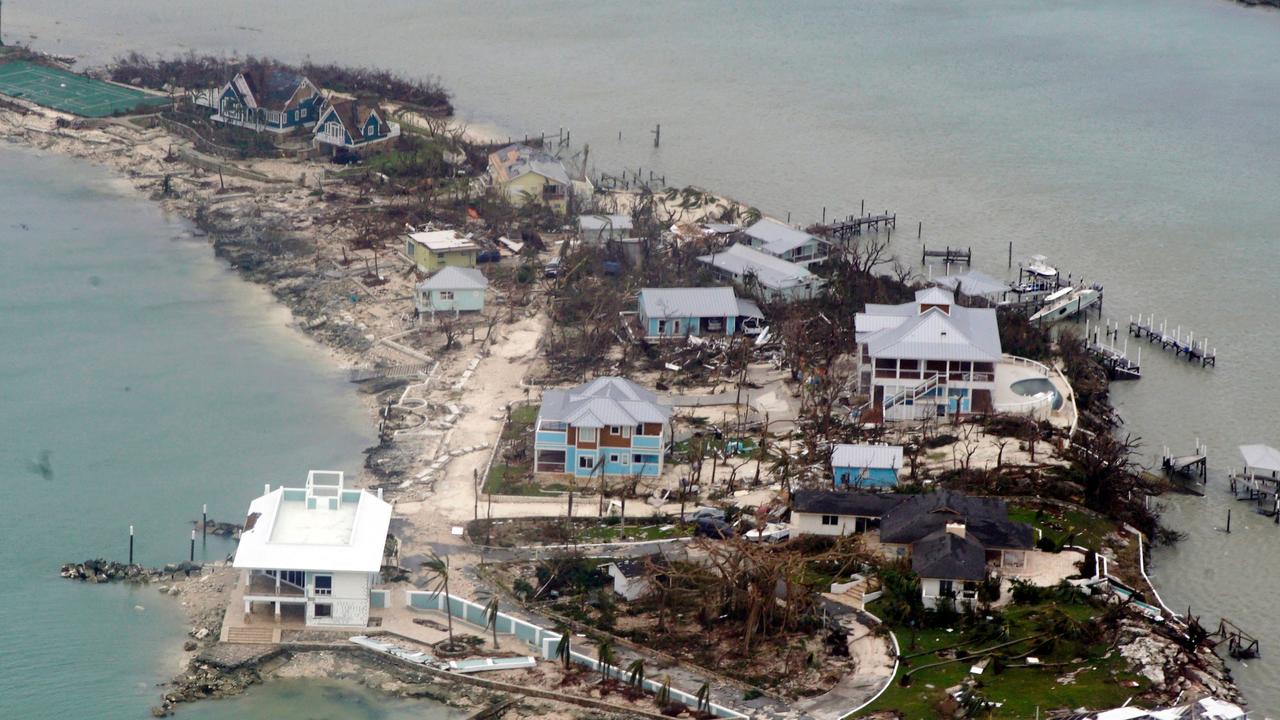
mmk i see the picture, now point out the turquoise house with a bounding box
[210,67,324,133]
[416,266,487,316]
[637,287,764,339]
[832,444,903,488]
[534,377,670,479]
[314,98,400,150]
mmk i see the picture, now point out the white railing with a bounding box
[999,354,1079,436]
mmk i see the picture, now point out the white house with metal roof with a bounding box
[415,266,488,316]
[831,443,903,488]
[233,471,392,628]
[636,287,764,339]
[697,244,824,303]
[578,214,634,244]
[740,218,829,268]
[534,377,671,479]
[855,287,1001,421]
[487,143,576,213]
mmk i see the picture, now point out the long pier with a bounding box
[1128,314,1216,367]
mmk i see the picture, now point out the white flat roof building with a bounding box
[232,470,393,628]
[406,229,479,253]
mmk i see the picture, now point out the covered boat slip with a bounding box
[1229,444,1280,518]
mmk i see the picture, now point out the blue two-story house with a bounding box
[637,287,764,339]
[831,444,903,488]
[211,67,325,133]
[533,377,670,479]
[314,98,400,151]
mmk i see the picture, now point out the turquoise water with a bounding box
[7,0,1280,712]
[0,145,452,718]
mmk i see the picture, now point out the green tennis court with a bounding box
[0,60,170,117]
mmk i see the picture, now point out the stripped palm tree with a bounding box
[553,621,573,670]
[596,639,615,682]
[476,590,501,648]
[420,551,455,650]
[626,658,645,689]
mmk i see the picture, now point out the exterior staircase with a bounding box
[841,579,867,610]
[224,625,278,644]
[881,373,942,418]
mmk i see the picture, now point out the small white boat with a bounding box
[1030,286,1101,323]
[1024,255,1058,279]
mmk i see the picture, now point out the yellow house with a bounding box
[404,229,479,274]
[487,143,573,214]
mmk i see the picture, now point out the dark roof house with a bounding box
[911,530,988,581]
[878,490,1031,549]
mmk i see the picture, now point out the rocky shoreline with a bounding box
[2,78,1253,717]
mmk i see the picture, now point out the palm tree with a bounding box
[554,621,572,670]
[626,658,645,689]
[420,551,455,649]
[596,639,615,682]
[476,590,501,648]
[655,675,671,709]
[695,682,711,713]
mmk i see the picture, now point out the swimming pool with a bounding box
[1009,377,1063,410]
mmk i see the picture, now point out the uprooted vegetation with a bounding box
[505,536,875,699]
[109,52,452,113]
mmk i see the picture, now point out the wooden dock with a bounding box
[921,245,971,266]
[1128,314,1216,367]
[1161,441,1207,495]
[1084,319,1140,380]
[827,212,896,242]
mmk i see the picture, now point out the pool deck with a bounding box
[993,355,1077,431]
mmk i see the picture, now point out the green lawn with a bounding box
[576,523,691,543]
[858,600,1145,719]
[1008,503,1115,551]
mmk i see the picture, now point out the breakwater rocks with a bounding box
[59,558,202,583]
[153,645,285,717]
[1118,618,1244,707]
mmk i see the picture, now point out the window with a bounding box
[314,603,332,618]
[406,239,415,257]
[435,252,446,262]
[314,575,332,596]
[609,425,621,436]
[821,515,839,526]
[608,453,622,464]
[439,291,455,300]
[938,580,954,596]
[632,454,658,465]
[578,455,596,470]
[656,320,667,334]
[578,427,597,443]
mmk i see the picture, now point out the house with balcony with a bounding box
[789,489,1032,609]
[534,377,671,479]
[488,143,574,214]
[207,67,324,133]
[313,97,400,151]
[854,287,1000,422]
[636,286,764,339]
[831,443,903,488]
[697,243,824,303]
[232,470,393,628]
[404,228,480,274]
[740,218,829,268]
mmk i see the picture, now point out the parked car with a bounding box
[689,506,725,522]
[740,316,767,336]
[694,517,734,540]
[544,259,562,278]
[476,249,502,264]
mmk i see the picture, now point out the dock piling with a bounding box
[1227,509,1232,534]
[129,525,134,565]
[189,529,195,562]
[202,504,207,544]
